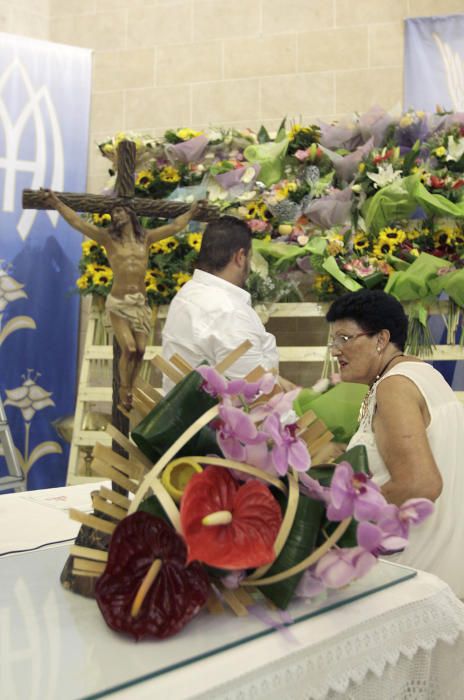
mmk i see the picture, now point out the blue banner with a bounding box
[404,14,464,112]
[0,34,91,489]
[404,16,464,390]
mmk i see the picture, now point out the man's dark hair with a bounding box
[326,289,409,351]
[110,205,145,242]
[196,216,252,273]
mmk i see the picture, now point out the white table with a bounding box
[1,484,464,700]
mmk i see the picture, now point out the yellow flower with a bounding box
[244,200,268,221]
[76,274,91,290]
[434,146,447,158]
[177,128,203,141]
[358,162,366,173]
[399,114,413,128]
[82,239,100,256]
[287,182,297,192]
[92,267,113,286]
[145,270,159,284]
[434,224,456,247]
[172,272,192,292]
[92,213,111,226]
[114,131,127,145]
[378,227,406,246]
[187,232,203,252]
[353,233,371,252]
[86,263,108,275]
[405,228,422,241]
[158,237,180,253]
[409,248,420,257]
[313,274,334,294]
[159,166,181,183]
[101,143,114,155]
[136,170,154,187]
[373,239,396,258]
[289,124,313,140]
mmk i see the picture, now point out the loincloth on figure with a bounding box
[105,292,151,335]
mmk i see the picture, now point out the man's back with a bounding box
[162,269,278,390]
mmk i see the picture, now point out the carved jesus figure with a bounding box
[39,189,200,409]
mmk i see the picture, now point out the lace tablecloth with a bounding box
[2,485,463,699]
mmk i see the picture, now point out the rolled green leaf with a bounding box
[244,138,289,186]
[131,371,218,463]
[384,252,451,301]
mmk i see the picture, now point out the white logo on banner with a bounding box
[0,57,64,240]
[433,33,464,111]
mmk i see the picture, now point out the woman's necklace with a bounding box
[358,352,405,425]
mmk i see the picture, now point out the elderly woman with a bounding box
[326,289,464,596]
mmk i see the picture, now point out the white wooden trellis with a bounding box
[66,301,464,485]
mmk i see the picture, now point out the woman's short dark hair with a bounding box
[196,216,251,273]
[326,289,408,351]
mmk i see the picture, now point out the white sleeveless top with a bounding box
[348,362,464,597]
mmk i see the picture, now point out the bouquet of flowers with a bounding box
[72,358,433,640]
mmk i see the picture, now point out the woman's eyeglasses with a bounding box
[328,332,372,350]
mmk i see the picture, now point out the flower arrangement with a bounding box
[81,364,433,640]
[77,110,464,347]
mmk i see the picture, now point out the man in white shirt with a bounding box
[162,216,278,391]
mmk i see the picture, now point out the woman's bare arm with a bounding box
[39,189,109,246]
[373,375,443,505]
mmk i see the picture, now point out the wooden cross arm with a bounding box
[22,189,220,222]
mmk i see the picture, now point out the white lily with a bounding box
[446,136,464,162]
[367,163,403,189]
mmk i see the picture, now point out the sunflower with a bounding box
[76,274,91,290]
[373,240,396,258]
[86,263,109,275]
[353,233,371,253]
[82,240,100,256]
[172,272,192,292]
[244,200,269,221]
[136,170,154,187]
[434,224,458,247]
[158,237,180,253]
[378,227,406,246]
[92,268,113,286]
[187,232,203,252]
[92,213,111,226]
[146,278,170,297]
[159,166,181,183]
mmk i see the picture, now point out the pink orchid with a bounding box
[197,366,229,397]
[261,411,310,476]
[197,367,275,402]
[217,404,266,461]
[295,567,326,598]
[315,546,376,588]
[250,387,301,422]
[298,471,330,503]
[356,521,407,556]
[227,373,276,402]
[377,498,434,539]
[326,462,387,522]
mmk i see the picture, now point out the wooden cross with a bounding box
[23,140,219,442]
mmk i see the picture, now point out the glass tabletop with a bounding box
[0,544,416,699]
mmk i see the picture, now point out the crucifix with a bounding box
[23,140,218,420]
[23,140,219,596]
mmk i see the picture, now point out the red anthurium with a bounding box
[180,466,283,570]
[95,512,210,640]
